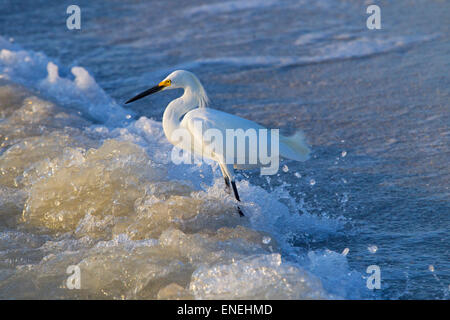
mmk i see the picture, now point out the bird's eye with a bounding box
[166,80,171,85]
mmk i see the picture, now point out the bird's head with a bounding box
[125,70,209,107]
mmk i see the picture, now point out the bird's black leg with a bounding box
[231,180,244,217]
[220,164,244,217]
[231,181,241,201]
[224,176,231,194]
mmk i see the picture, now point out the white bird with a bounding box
[126,70,311,216]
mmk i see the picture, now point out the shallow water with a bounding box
[0,0,448,299]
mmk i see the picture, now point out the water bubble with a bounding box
[282,165,289,173]
[309,179,316,186]
[341,151,347,157]
[262,236,271,244]
[368,245,378,253]
[341,248,350,256]
[294,172,301,178]
[126,114,132,119]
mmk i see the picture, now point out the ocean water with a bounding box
[0,0,448,299]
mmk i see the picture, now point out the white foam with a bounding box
[185,0,278,16]
[0,36,132,125]
[190,253,329,299]
[161,34,437,72]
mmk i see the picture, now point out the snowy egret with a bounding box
[126,70,311,216]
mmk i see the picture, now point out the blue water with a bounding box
[0,0,448,299]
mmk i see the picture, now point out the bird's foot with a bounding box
[237,205,245,217]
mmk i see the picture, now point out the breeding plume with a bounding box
[126,70,310,216]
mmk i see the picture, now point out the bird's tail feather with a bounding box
[279,131,311,162]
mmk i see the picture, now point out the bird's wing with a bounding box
[180,108,267,163]
[182,108,266,132]
[180,107,310,164]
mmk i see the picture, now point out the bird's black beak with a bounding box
[125,84,164,104]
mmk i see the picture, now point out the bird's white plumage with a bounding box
[128,70,311,204]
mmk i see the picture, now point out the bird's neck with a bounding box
[162,88,199,143]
